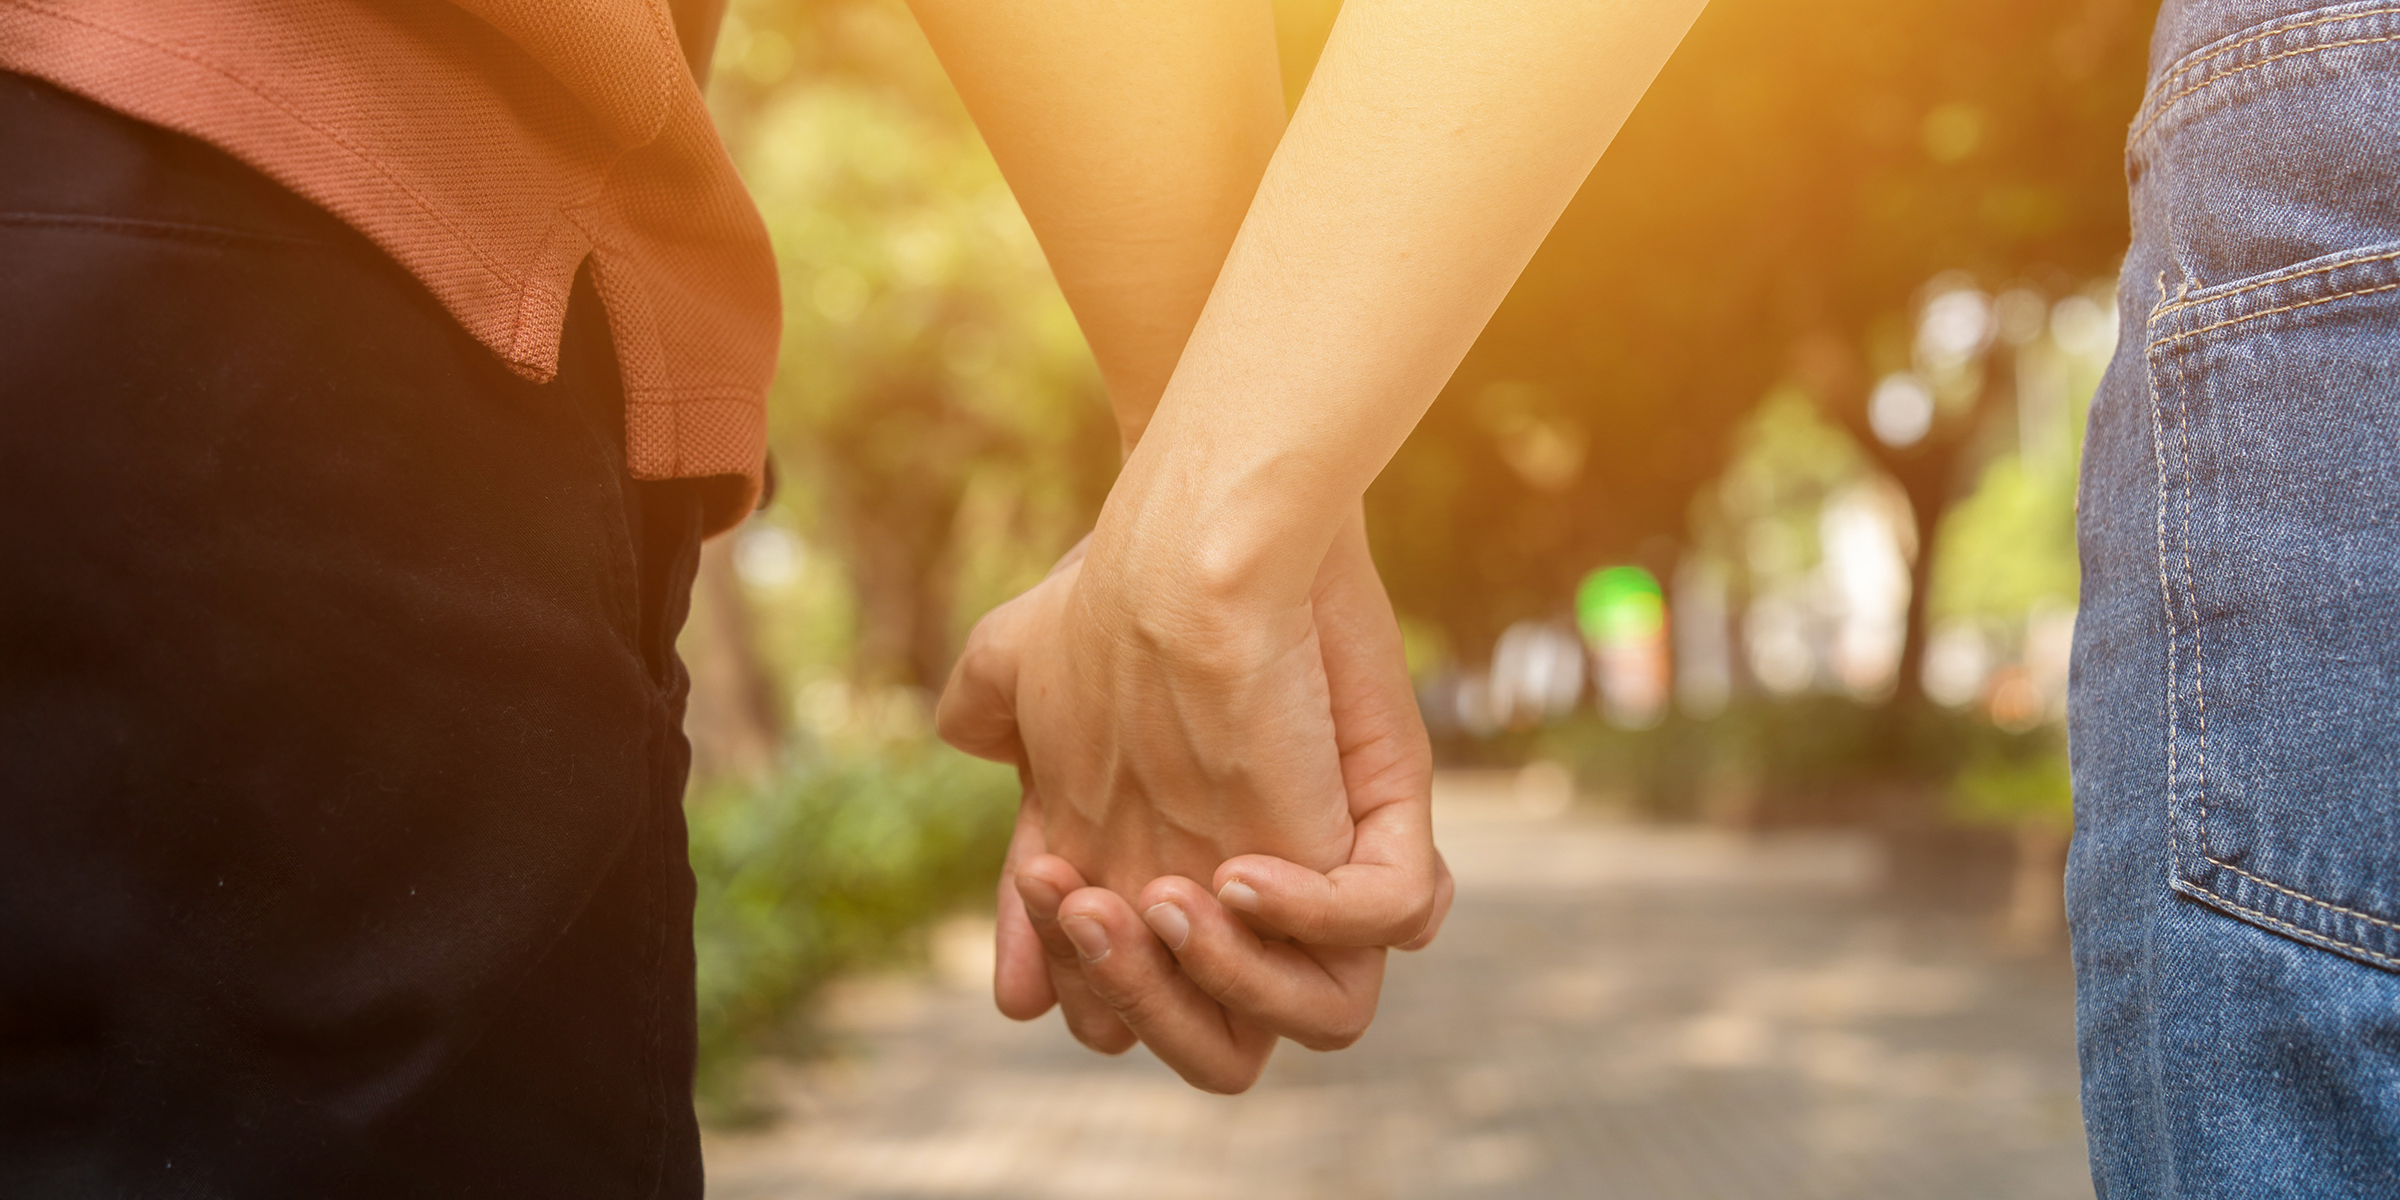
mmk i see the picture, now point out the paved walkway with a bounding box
[704,772,2093,1199]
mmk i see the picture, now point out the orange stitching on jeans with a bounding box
[2147,280,2400,349]
[2136,33,2400,141]
[2174,353,2208,831]
[2186,886,2400,970]
[2206,856,2400,933]
[2146,343,2182,867]
[2155,6,2400,94]
[2147,247,2400,325]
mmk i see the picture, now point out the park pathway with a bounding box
[703,771,2093,1200]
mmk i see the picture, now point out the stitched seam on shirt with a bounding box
[627,386,764,401]
[634,0,683,151]
[2147,280,2400,348]
[2136,33,2400,141]
[6,0,521,290]
[2185,885,2400,969]
[2206,856,2400,932]
[2153,6,2400,96]
[2148,247,2400,324]
[0,211,327,247]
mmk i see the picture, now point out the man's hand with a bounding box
[939,528,1360,908]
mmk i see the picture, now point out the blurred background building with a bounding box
[673,0,2154,1184]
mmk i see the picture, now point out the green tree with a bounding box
[714,0,1116,690]
[1365,0,2156,693]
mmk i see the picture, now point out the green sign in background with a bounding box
[1576,566,1664,646]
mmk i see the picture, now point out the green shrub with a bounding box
[1948,736,2072,831]
[687,740,1018,1090]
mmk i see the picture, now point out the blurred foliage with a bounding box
[1950,736,2074,831]
[703,0,2159,696]
[1527,697,2067,830]
[1930,454,2079,623]
[1370,0,2157,660]
[688,741,1017,1095]
[1695,388,1875,606]
[1927,285,2105,633]
[711,0,1116,690]
[680,0,1092,1095]
[1525,699,1951,826]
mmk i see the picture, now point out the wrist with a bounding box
[1094,430,1348,619]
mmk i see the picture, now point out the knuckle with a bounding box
[1060,1000,1133,1053]
[961,615,996,654]
[1104,980,1181,1031]
[965,603,1014,650]
[1070,1020,1134,1056]
[1292,1028,1361,1053]
[1280,895,1336,945]
[1202,951,1264,1009]
[1189,1059,1265,1096]
[1291,1003,1373,1052]
[943,645,991,699]
[996,996,1050,1022]
[933,707,972,749]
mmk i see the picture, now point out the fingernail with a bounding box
[1015,874,1062,916]
[1061,915,1111,963]
[1144,901,1192,951]
[1217,878,1260,914]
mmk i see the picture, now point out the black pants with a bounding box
[0,74,710,1198]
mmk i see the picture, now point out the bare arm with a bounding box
[905,0,1286,449]
[911,0,1429,1086]
[1101,0,1710,608]
[924,0,1706,1091]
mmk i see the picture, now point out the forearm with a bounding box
[903,0,1286,450]
[1107,0,1708,600]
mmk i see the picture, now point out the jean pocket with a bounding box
[2146,239,2400,971]
[2130,0,2400,290]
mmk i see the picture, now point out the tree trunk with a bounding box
[802,373,1006,695]
[1888,475,1947,708]
[1810,317,2019,714]
[833,481,967,693]
[684,531,784,783]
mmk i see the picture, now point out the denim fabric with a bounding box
[0,74,712,1198]
[2071,0,2400,1193]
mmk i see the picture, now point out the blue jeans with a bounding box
[2071,0,2400,1193]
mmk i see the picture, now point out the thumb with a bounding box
[1210,844,1436,949]
[934,591,1036,763]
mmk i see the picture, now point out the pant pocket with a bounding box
[2147,239,2400,971]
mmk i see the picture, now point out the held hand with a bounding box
[989,813,1453,1091]
[942,515,1452,1090]
[939,519,1360,908]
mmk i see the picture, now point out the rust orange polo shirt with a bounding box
[0,0,780,533]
